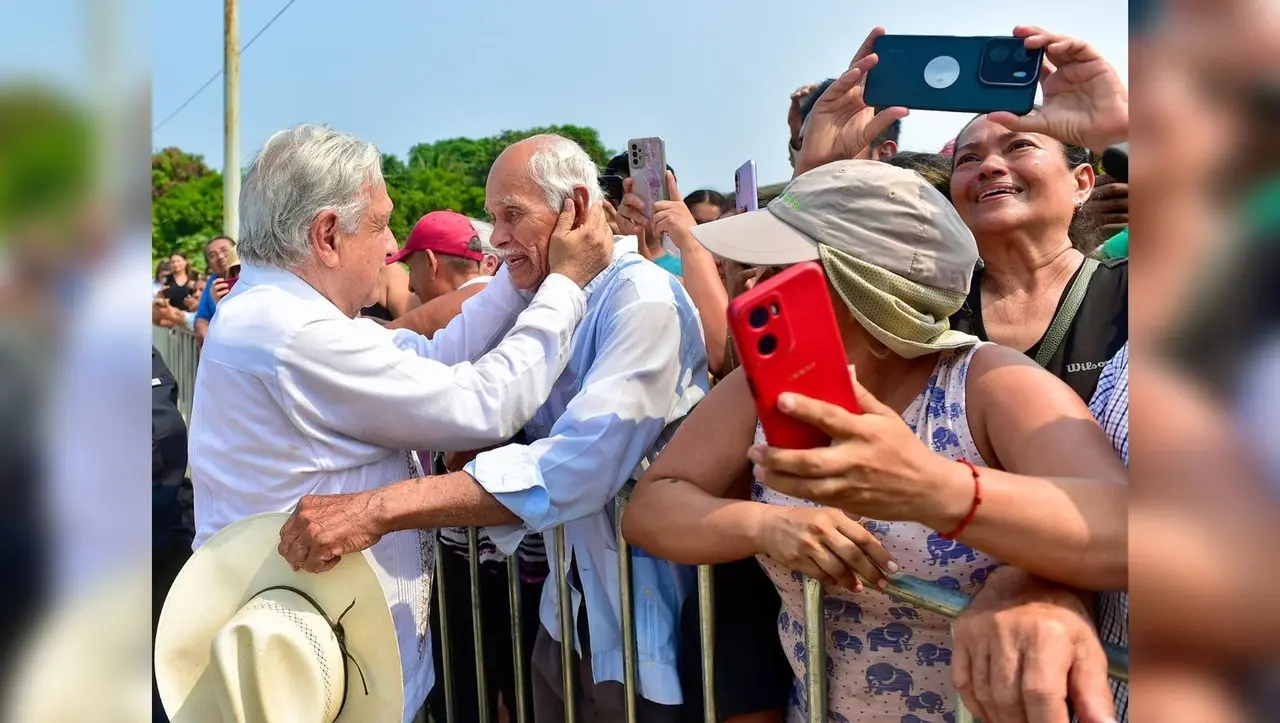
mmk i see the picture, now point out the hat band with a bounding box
[253,585,369,717]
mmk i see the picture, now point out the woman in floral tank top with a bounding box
[623,160,1128,722]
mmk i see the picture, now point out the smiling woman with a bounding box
[946,109,1128,401]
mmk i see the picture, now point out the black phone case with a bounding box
[864,35,1039,116]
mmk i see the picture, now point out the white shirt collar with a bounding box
[459,275,494,290]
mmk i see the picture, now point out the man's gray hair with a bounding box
[524,134,603,213]
[239,123,385,269]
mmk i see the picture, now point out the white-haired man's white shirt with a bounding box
[189,262,587,723]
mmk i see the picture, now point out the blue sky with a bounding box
[6,0,1129,194]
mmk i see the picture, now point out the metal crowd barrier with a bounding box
[428,498,1130,723]
[152,324,200,420]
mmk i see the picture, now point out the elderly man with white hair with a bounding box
[281,133,710,721]
[188,123,612,723]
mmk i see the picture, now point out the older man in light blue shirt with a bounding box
[284,134,708,721]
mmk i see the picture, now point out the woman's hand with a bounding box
[754,504,897,592]
[651,172,699,252]
[987,26,1129,156]
[951,567,1116,723]
[603,199,640,237]
[748,372,965,528]
[616,178,651,235]
[794,26,909,177]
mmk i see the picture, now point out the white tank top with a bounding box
[752,344,998,723]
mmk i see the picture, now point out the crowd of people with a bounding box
[151,24,1133,723]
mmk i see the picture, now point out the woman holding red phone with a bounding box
[622,160,1126,723]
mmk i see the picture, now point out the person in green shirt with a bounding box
[1102,226,1129,259]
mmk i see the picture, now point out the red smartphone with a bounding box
[727,262,860,449]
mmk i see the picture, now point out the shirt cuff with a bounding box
[465,444,553,548]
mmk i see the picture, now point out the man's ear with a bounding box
[311,210,341,268]
[873,141,898,161]
[571,185,591,229]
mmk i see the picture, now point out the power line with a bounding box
[152,0,300,133]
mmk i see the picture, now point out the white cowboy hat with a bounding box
[155,512,403,723]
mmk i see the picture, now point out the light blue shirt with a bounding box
[465,237,709,705]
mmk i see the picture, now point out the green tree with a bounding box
[152,172,224,268]
[152,147,215,200]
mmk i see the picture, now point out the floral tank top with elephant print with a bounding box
[752,343,1000,723]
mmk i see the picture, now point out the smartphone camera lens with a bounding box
[757,334,778,356]
[981,39,1038,87]
[748,307,769,329]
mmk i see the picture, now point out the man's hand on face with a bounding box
[277,491,386,573]
[547,195,613,288]
[951,567,1117,723]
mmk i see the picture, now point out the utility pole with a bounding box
[223,0,240,240]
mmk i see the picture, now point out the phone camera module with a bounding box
[757,334,778,356]
[980,38,1038,88]
[748,307,769,329]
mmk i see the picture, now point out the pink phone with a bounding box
[727,262,860,449]
[735,160,759,214]
[627,136,668,220]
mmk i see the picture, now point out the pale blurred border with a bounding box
[0,0,152,721]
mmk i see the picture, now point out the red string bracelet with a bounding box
[940,458,982,540]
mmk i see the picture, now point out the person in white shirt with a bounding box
[280,134,709,722]
[188,123,613,723]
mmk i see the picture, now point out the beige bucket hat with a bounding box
[690,160,981,359]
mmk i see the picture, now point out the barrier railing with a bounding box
[431,508,1129,723]
[152,325,200,420]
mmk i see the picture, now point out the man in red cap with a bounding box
[388,210,500,306]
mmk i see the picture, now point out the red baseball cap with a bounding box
[387,211,482,264]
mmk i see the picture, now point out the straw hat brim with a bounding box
[155,512,403,722]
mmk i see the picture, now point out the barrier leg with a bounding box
[506,555,530,723]
[801,576,827,723]
[553,526,577,723]
[467,529,491,723]
[435,541,456,723]
[696,565,717,723]
[615,496,639,723]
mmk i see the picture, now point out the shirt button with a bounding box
[644,589,654,598]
